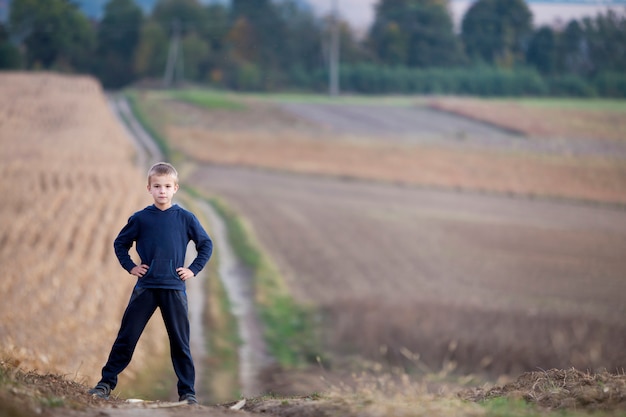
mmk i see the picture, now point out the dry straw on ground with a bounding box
[0,72,164,385]
[461,368,626,411]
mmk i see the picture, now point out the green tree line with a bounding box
[1,0,625,96]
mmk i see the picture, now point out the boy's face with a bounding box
[147,174,179,210]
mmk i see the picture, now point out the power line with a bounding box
[163,19,183,87]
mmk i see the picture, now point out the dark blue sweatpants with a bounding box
[98,287,195,397]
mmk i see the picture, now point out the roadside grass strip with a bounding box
[162,87,427,107]
[167,89,246,110]
[208,197,322,369]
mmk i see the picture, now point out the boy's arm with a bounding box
[187,215,213,276]
[113,216,139,273]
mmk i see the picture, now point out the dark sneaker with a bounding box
[88,382,111,400]
[179,393,198,405]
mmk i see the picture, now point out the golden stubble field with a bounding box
[0,72,163,386]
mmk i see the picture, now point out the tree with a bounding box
[583,10,626,76]
[526,26,557,75]
[367,0,463,68]
[229,0,288,88]
[9,0,95,70]
[559,19,590,76]
[96,0,143,88]
[231,0,274,25]
[152,0,208,32]
[203,4,229,54]
[226,16,258,65]
[336,20,371,66]
[461,0,533,67]
[277,0,324,69]
[0,23,21,69]
[150,0,213,85]
[181,32,211,81]
[369,20,406,66]
[134,20,169,78]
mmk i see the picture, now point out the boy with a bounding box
[89,162,212,405]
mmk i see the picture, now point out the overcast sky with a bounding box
[308,0,626,33]
[29,0,626,32]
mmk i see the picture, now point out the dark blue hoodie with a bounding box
[114,204,213,291]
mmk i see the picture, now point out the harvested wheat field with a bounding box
[0,72,161,386]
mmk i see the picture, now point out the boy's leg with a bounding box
[158,289,195,397]
[98,288,158,390]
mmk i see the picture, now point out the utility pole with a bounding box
[329,0,340,97]
[163,19,181,88]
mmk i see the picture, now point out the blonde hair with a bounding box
[147,162,178,185]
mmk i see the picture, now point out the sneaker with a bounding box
[179,393,198,405]
[88,382,111,400]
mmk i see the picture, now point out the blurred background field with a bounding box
[132,87,626,382]
[2,0,626,415]
[138,89,626,204]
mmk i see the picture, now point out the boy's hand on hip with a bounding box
[177,267,195,281]
[131,264,149,277]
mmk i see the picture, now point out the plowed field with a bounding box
[190,165,626,377]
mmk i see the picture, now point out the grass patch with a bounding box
[243,92,425,106]
[208,196,321,368]
[171,90,626,111]
[168,89,246,110]
[477,396,609,417]
[39,396,65,408]
[480,397,540,417]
